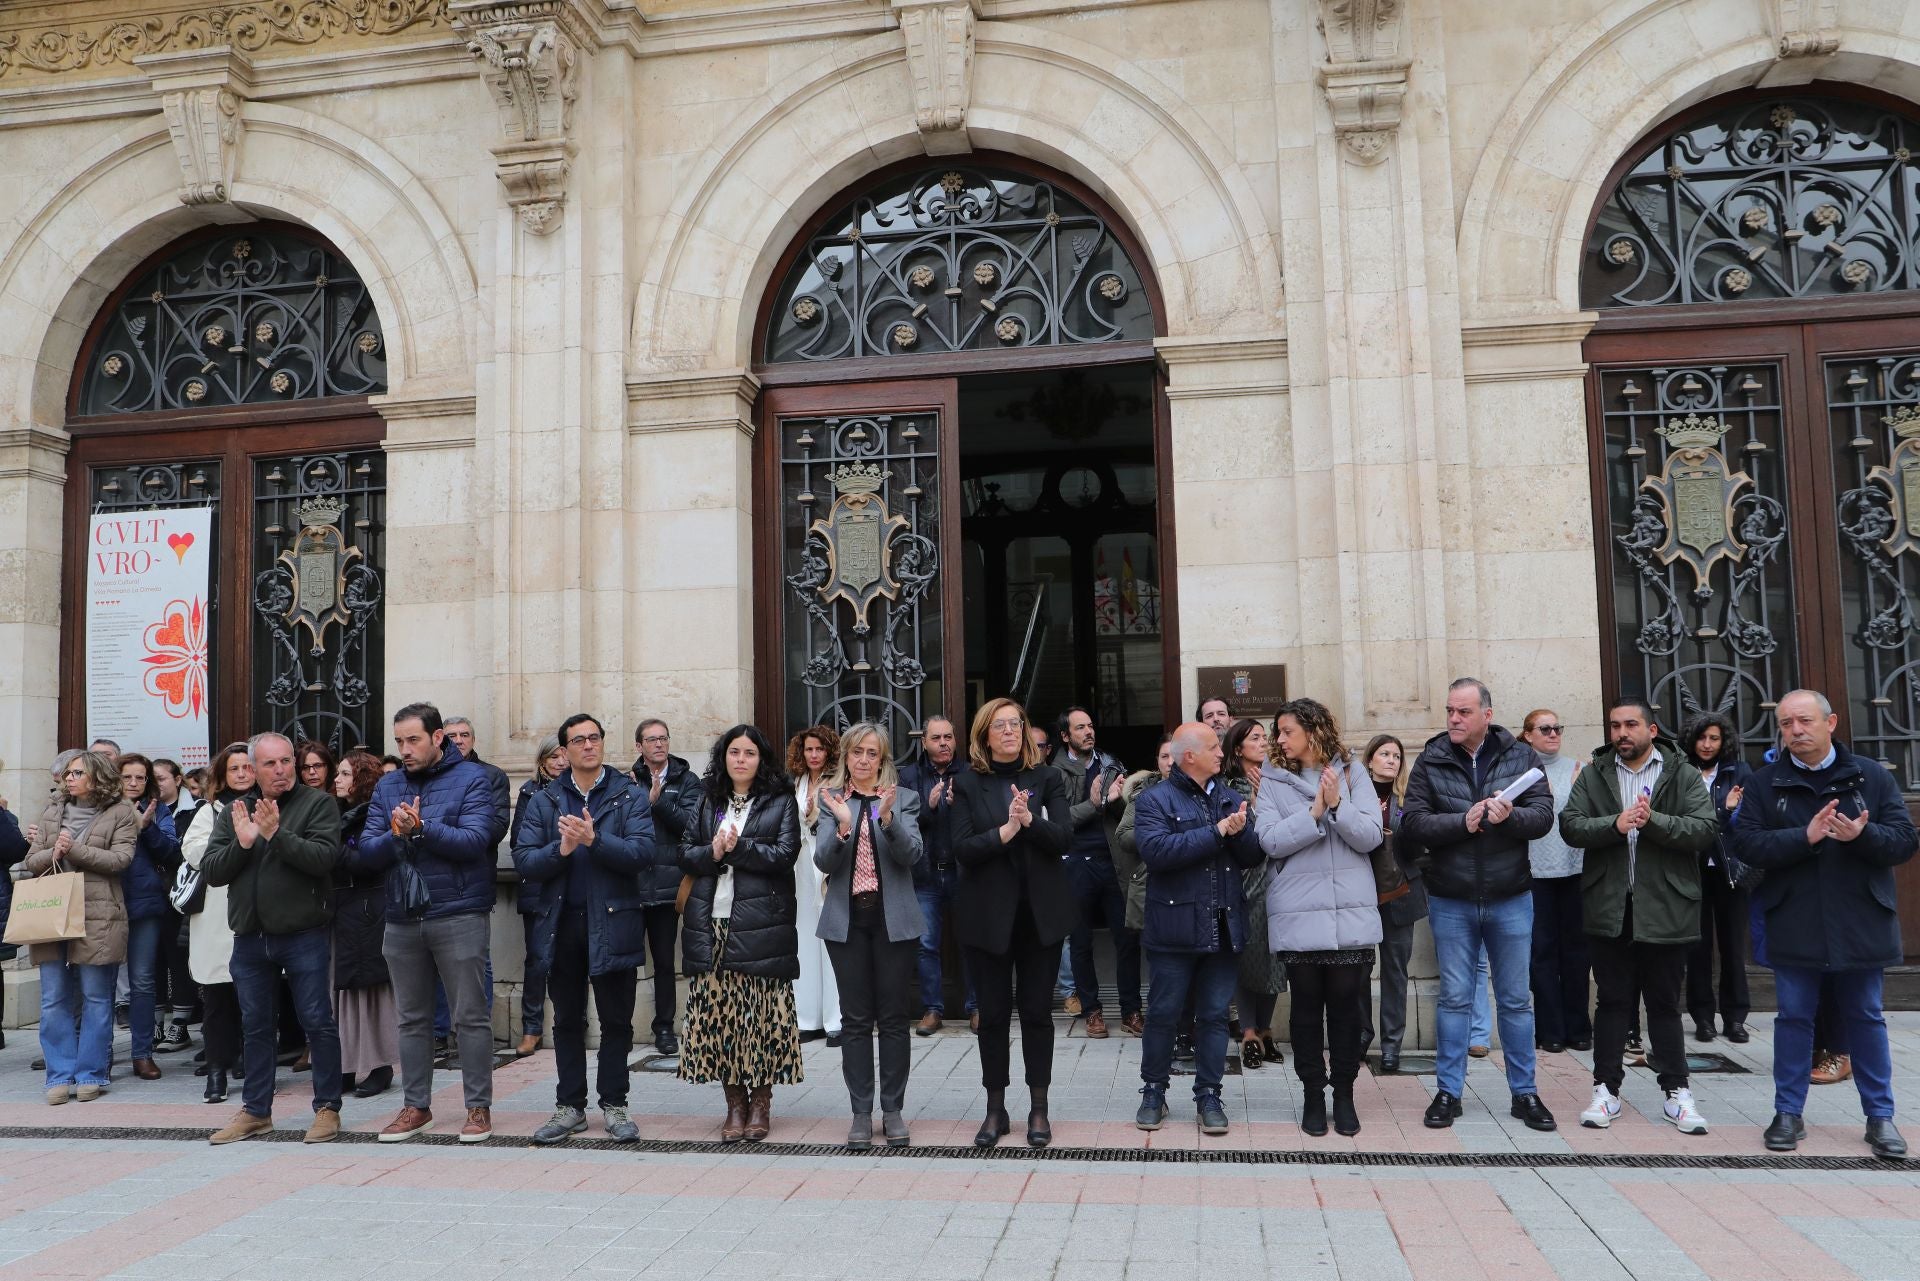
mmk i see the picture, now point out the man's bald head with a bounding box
[1171,721,1223,785]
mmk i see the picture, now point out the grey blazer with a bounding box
[813,788,925,944]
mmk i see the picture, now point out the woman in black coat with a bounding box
[677,724,803,1143]
[951,697,1074,1148]
[509,735,567,1057]
[331,750,396,1098]
[1682,712,1755,1042]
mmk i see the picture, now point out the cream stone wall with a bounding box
[3,0,1920,810]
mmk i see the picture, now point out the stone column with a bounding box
[0,425,67,809]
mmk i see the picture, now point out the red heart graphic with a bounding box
[151,610,187,651]
[166,532,194,562]
[153,668,187,707]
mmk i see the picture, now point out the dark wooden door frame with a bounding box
[58,408,385,753]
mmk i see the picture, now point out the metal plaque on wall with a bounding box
[1195,664,1288,722]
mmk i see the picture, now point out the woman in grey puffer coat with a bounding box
[1254,698,1383,1139]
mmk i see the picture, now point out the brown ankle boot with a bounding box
[745,1085,772,1141]
[721,1085,749,1142]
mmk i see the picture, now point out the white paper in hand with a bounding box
[1493,767,1544,805]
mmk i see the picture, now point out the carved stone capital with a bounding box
[894,0,978,156]
[453,2,592,233]
[1768,0,1839,57]
[494,137,575,235]
[136,46,255,207]
[1321,58,1408,164]
[1316,0,1402,67]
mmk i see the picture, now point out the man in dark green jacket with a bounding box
[201,732,343,1146]
[1560,699,1716,1136]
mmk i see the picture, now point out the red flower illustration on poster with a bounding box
[139,597,208,720]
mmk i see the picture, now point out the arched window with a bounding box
[1584,96,1920,309]
[1582,91,1920,802]
[78,226,385,414]
[63,223,387,760]
[764,165,1155,363]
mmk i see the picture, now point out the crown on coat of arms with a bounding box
[1656,414,1731,450]
[1885,404,1920,439]
[829,462,885,495]
[295,496,345,527]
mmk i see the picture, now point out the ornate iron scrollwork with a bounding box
[781,411,943,752]
[79,225,386,415]
[765,167,1154,362]
[1600,364,1796,757]
[250,451,385,753]
[1585,97,1920,309]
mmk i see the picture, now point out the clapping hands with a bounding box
[1807,799,1870,844]
[557,805,595,855]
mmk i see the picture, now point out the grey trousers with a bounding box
[1374,918,1417,1059]
[384,913,493,1110]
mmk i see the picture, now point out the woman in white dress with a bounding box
[786,725,842,1044]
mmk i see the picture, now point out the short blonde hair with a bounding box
[968,698,1043,773]
[825,722,899,794]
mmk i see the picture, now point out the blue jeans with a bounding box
[914,865,974,1015]
[125,915,164,1059]
[39,953,117,1087]
[1430,892,1537,1098]
[1470,946,1492,1046]
[1140,945,1238,1097]
[1773,966,1894,1119]
[230,928,343,1117]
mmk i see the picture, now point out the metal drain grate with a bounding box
[0,1125,1903,1171]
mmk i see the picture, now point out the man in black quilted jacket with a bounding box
[1400,677,1557,1134]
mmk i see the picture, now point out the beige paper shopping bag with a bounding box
[4,867,86,946]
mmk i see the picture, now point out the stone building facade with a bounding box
[6,0,1920,1000]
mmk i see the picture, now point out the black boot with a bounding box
[1332,1087,1360,1136]
[204,1067,227,1104]
[1301,1087,1328,1136]
[1027,1085,1051,1149]
[974,1088,1010,1148]
[354,1065,393,1098]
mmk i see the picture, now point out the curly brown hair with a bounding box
[1269,697,1349,773]
[64,750,125,810]
[784,724,840,780]
[339,750,384,808]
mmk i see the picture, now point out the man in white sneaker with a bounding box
[1559,698,1718,1135]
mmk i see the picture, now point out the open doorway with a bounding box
[959,363,1163,767]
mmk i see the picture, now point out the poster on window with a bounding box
[85,507,213,768]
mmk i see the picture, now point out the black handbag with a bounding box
[168,860,207,915]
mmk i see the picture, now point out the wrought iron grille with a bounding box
[89,461,223,748]
[79,226,386,414]
[1585,97,1920,308]
[1599,362,1796,759]
[250,449,385,754]
[765,167,1154,362]
[1829,351,1920,786]
[781,411,942,754]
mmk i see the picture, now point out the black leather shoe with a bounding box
[1331,1088,1360,1137]
[1380,1056,1400,1075]
[1763,1112,1806,1151]
[1725,1024,1750,1044]
[1423,1092,1462,1129]
[1567,1038,1592,1052]
[1867,1118,1908,1160]
[1026,1107,1051,1149]
[655,1031,680,1057]
[354,1065,393,1098]
[823,1031,846,1049]
[1300,1089,1328,1136]
[1538,1041,1565,1054]
[973,1107,1010,1148]
[1693,1020,1715,1042]
[1510,1094,1557,1131]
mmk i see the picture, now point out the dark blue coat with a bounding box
[1132,769,1264,953]
[511,775,556,915]
[1701,757,1754,886]
[514,767,656,978]
[122,807,179,922]
[899,755,966,885]
[1732,742,1917,971]
[630,753,701,907]
[353,742,508,922]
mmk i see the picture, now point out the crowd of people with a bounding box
[0,678,1909,1160]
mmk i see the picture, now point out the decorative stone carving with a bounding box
[1768,0,1839,59]
[1316,0,1408,165]
[0,1,449,80]
[137,46,255,207]
[451,0,588,234]
[893,0,977,157]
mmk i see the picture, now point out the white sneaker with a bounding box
[1580,1083,1621,1129]
[1663,1087,1708,1134]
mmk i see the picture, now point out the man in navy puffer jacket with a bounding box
[354,702,508,1144]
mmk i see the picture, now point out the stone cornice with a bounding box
[0,425,73,484]
[1156,335,1289,364]
[1460,314,1597,384]
[369,390,479,420]
[0,426,73,454]
[626,369,759,435]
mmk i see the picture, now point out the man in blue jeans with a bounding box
[1400,677,1558,1132]
[199,732,345,1144]
[1131,721,1262,1134]
[899,716,974,1034]
[1734,688,1916,1160]
[1054,707,1137,1038]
